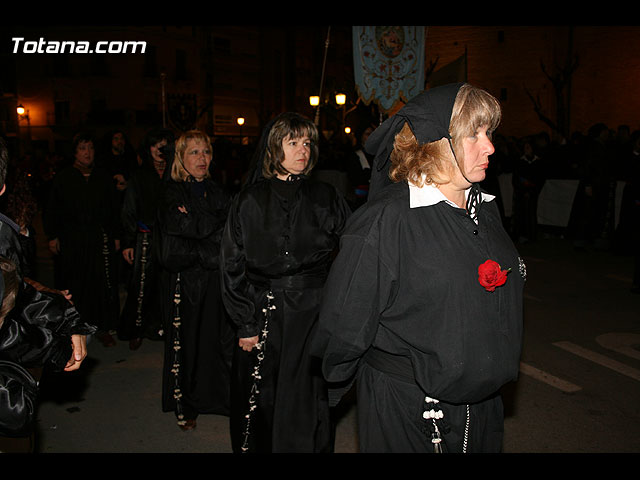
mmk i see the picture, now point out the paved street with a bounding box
[17,216,640,454]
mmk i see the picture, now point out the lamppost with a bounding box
[335,93,346,131]
[16,104,30,132]
[309,96,320,126]
[308,92,349,132]
[237,116,245,140]
[16,104,31,154]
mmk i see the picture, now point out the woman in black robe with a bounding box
[117,128,174,350]
[220,112,351,452]
[156,130,233,431]
[43,132,121,346]
[313,84,525,453]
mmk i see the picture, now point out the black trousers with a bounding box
[356,362,505,453]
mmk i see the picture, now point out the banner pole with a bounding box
[315,26,331,126]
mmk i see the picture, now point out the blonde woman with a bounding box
[156,130,233,431]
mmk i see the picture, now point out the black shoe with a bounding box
[179,419,197,431]
[97,332,116,347]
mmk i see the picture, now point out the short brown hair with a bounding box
[171,130,212,182]
[389,125,456,186]
[389,84,501,187]
[262,112,319,179]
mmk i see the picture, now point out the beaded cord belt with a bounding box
[135,232,150,330]
[170,274,186,427]
[423,397,470,453]
[240,290,275,453]
[102,231,113,291]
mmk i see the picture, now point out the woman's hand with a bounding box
[122,247,135,264]
[64,334,87,371]
[239,336,259,352]
[48,238,60,255]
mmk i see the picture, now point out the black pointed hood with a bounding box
[365,82,464,200]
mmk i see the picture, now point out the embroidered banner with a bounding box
[352,26,425,114]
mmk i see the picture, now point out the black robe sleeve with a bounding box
[121,168,164,250]
[314,202,396,388]
[220,193,258,338]
[0,282,96,371]
[156,180,229,273]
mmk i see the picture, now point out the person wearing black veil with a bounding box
[313,83,525,453]
[220,112,351,452]
[117,128,174,350]
[155,130,233,431]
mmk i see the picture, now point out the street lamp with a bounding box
[237,117,245,140]
[16,104,31,145]
[335,93,348,132]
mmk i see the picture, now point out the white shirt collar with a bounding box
[408,180,495,209]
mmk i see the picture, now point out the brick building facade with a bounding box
[2,25,639,157]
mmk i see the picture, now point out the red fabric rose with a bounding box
[478,259,510,292]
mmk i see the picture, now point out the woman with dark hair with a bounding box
[43,131,121,347]
[220,112,351,452]
[314,83,525,453]
[156,130,233,431]
[117,128,175,350]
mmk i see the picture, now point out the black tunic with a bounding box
[221,176,351,452]
[315,181,525,452]
[156,178,233,422]
[117,166,164,341]
[42,165,121,333]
